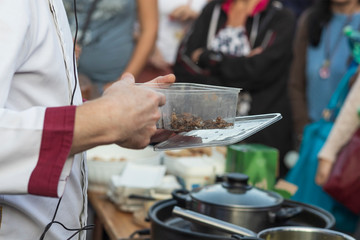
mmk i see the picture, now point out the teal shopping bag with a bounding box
[286,65,359,232]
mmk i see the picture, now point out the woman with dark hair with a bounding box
[287,0,360,233]
[289,0,360,150]
[173,0,296,178]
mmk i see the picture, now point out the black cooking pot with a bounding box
[149,199,255,240]
[172,173,303,233]
[170,208,354,240]
[146,173,335,240]
[148,197,335,240]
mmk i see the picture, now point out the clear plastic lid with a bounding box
[154,113,282,151]
[139,82,241,93]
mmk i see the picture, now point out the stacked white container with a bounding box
[164,147,226,190]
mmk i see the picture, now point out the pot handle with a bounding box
[171,189,190,208]
[270,206,303,223]
[231,235,263,240]
[172,206,257,237]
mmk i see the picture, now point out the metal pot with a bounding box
[171,208,355,240]
[147,198,335,240]
[173,173,302,233]
[257,226,356,240]
[149,199,247,240]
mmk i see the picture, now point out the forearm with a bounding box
[70,98,118,155]
[70,73,173,155]
[0,106,75,196]
[124,30,157,78]
[318,77,360,162]
[124,0,158,78]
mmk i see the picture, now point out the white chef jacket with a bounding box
[0,0,87,239]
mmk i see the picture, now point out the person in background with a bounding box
[288,0,360,151]
[0,0,175,239]
[63,0,158,96]
[316,70,360,239]
[137,0,209,83]
[287,0,360,233]
[315,72,360,186]
[173,0,296,178]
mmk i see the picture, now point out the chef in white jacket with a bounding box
[0,0,174,239]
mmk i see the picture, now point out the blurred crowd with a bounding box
[63,0,360,236]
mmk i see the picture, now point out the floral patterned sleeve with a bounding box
[209,26,251,57]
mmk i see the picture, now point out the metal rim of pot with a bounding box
[281,199,335,229]
[257,226,356,240]
[170,208,353,240]
[148,198,336,240]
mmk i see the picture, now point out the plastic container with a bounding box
[142,83,241,131]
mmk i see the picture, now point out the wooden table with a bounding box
[88,191,149,240]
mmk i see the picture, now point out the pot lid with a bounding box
[190,173,283,209]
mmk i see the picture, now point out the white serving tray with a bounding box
[153,113,282,151]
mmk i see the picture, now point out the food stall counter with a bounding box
[88,191,145,240]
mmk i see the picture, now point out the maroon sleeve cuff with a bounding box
[28,106,76,197]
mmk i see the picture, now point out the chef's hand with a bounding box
[105,73,169,149]
[146,73,176,85]
[146,73,177,144]
[315,158,334,186]
[103,72,176,91]
[70,73,172,155]
[150,130,177,144]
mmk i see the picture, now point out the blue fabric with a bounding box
[286,65,359,232]
[306,13,360,123]
[64,0,136,84]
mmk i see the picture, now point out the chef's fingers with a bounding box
[120,72,135,84]
[148,74,176,85]
[158,92,166,107]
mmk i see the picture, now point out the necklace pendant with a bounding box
[319,60,331,79]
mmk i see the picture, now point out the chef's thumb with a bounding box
[120,72,135,84]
